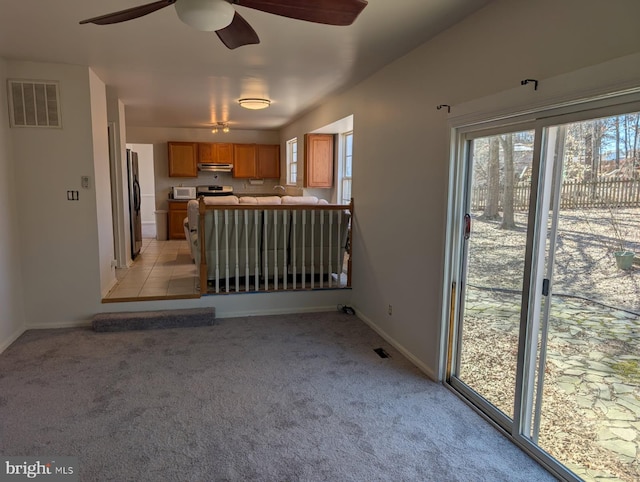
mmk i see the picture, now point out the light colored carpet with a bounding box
[0,312,556,481]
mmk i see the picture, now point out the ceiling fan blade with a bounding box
[79,0,176,25]
[235,0,368,26]
[216,11,260,49]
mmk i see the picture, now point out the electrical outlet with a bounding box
[388,304,392,316]
[81,176,90,189]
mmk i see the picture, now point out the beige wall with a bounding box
[281,0,640,379]
[0,58,26,351]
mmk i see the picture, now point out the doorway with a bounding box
[127,143,156,239]
[447,104,640,481]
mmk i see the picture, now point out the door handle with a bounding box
[464,213,471,240]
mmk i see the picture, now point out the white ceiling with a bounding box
[0,0,491,131]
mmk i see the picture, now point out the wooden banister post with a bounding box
[198,196,207,294]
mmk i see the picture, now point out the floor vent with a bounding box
[7,80,61,128]
[373,348,390,358]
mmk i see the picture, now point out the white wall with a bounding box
[89,69,117,298]
[127,127,281,210]
[8,61,104,327]
[281,0,640,379]
[0,58,26,352]
[107,90,131,267]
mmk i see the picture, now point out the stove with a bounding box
[196,185,234,197]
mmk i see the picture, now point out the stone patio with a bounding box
[463,288,640,481]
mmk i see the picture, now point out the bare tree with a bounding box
[481,137,501,220]
[499,134,516,229]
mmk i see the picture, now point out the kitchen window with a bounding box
[286,137,297,185]
[340,131,353,204]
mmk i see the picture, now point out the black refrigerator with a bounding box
[127,149,142,258]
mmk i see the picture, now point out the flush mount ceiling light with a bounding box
[175,0,235,32]
[211,121,230,134]
[238,98,271,110]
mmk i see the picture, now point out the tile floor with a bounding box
[104,238,198,300]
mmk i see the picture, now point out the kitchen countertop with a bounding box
[234,193,284,197]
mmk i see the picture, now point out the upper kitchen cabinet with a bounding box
[232,143,281,179]
[168,141,198,177]
[256,144,280,179]
[304,134,334,188]
[198,143,233,164]
[232,143,257,178]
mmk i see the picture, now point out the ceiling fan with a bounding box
[80,0,368,50]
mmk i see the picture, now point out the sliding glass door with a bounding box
[454,128,535,422]
[448,104,640,481]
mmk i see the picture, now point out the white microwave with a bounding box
[172,186,196,199]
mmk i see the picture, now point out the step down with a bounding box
[92,307,215,332]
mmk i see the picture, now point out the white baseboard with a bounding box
[219,304,343,318]
[103,276,119,298]
[26,320,92,330]
[22,307,336,331]
[355,309,437,381]
[0,325,27,354]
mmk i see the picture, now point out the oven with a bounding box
[196,185,234,197]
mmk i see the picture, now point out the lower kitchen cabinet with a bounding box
[168,201,188,240]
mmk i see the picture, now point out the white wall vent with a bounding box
[7,80,61,128]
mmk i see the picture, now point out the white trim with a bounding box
[356,309,437,381]
[27,320,93,330]
[339,131,353,205]
[108,122,127,268]
[0,326,27,354]
[286,137,298,186]
[25,290,354,330]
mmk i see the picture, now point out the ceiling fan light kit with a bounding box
[175,0,234,31]
[79,0,368,50]
[211,122,230,133]
[238,98,271,110]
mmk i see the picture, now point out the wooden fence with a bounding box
[471,179,640,211]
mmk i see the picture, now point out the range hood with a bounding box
[197,162,233,172]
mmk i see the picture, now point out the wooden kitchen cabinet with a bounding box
[257,144,280,179]
[168,142,198,177]
[233,143,280,179]
[232,143,257,178]
[168,201,188,240]
[198,143,233,164]
[304,134,334,188]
